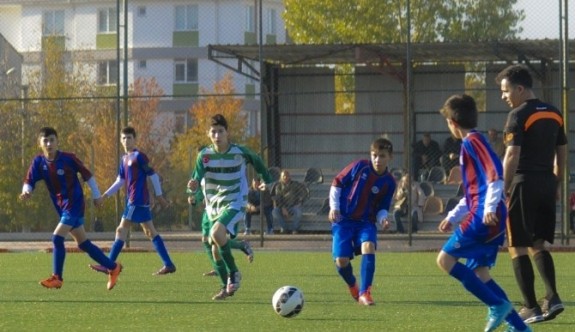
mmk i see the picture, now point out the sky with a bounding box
[517,0,574,39]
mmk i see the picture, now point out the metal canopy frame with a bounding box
[208,40,575,80]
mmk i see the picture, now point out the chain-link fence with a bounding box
[0,1,572,244]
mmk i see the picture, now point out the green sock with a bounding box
[228,238,245,251]
[218,241,238,273]
[203,242,216,266]
[215,259,227,287]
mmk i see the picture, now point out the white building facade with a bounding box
[0,0,286,134]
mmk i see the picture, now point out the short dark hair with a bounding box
[211,114,228,130]
[495,64,533,88]
[39,127,58,138]
[121,126,137,138]
[439,94,477,129]
[371,137,393,154]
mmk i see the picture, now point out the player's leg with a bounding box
[528,175,563,322]
[140,220,176,275]
[69,221,122,290]
[357,222,377,305]
[331,220,358,301]
[507,178,544,323]
[211,209,243,295]
[438,239,511,331]
[40,222,72,288]
[474,251,528,332]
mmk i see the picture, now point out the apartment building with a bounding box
[0,0,286,133]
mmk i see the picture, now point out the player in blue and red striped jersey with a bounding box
[20,127,122,290]
[437,94,530,332]
[90,126,176,276]
[329,137,396,306]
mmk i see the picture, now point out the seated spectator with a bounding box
[244,177,274,235]
[441,135,462,172]
[487,128,506,159]
[392,174,426,233]
[413,132,441,181]
[271,169,307,234]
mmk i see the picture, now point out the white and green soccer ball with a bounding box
[272,285,304,318]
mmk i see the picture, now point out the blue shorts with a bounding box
[331,219,377,259]
[441,229,502,270]
[122,205,152,223]
[60,215,85,229]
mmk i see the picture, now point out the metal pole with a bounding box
[406,0,413,246]
[123,0,129,126]
[560,0,570,245]
[258,0,265,247]
[115,0,121,226]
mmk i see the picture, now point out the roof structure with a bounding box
[209,39,574,80]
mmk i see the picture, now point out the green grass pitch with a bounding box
[0,251,573,331]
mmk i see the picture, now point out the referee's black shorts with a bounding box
[506,172,558,247]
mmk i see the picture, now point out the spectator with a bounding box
[413,132,441,180]
[392,174,426,233]
[271,170,307,234]
[487,128,506,160]
[244,177,274,235]
[570,192,575,232]
[441,135,462,172]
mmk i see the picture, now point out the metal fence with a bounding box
[0,1,572,244]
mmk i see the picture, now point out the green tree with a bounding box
[284,0,524,44]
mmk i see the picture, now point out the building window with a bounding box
[138,60,147,69]
[98,60,118,85]
[174,59,198,83]
[267,8,277,35]
[175,4,198,31]
[245,5,255,33]
[43,10,65,35]
[98,8,117,33]
[137,6,147,17]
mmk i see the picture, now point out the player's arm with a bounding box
[328,185,342,223]
[502,145,520,195]
[187,155,205,194]
[483,179,504,226]
[102,176,125,199]
[19,183,34,201]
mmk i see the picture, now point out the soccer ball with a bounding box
[272,286,304,318]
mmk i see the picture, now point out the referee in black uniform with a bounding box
[497,64,567,325]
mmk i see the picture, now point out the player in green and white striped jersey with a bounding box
[187,114,272,299]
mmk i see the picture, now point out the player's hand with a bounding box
[483,212,498,226]
[93,197,104,208]
[328,209,341,223]
[379,219,391,231]
[19,192,31,201]
[187,179,198,192]
[438,219,452,233]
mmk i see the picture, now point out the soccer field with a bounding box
[0,251,572,331]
